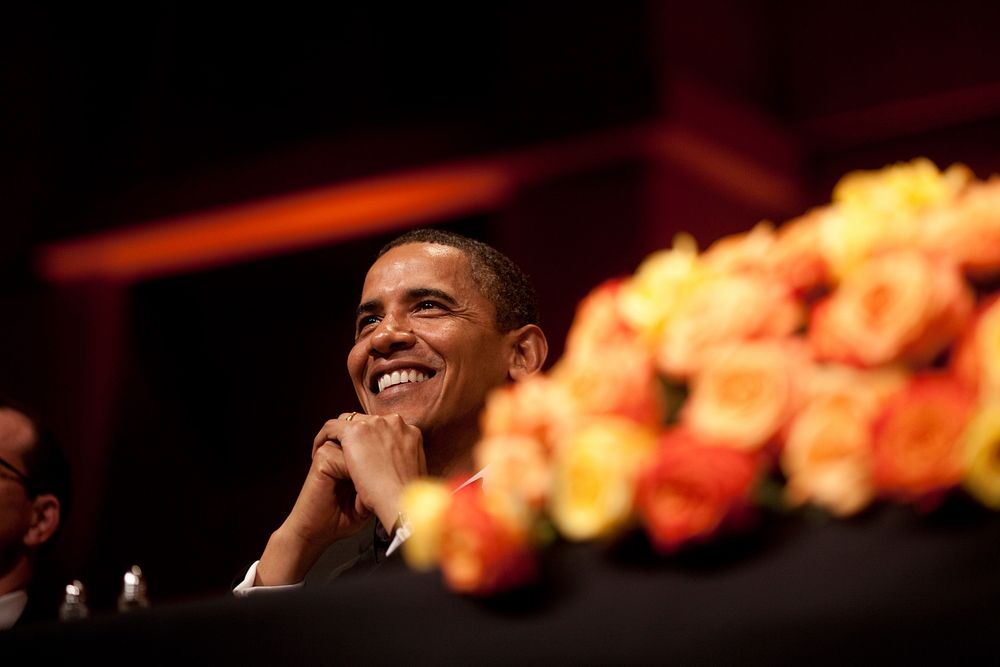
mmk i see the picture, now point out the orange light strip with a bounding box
[800,82,1000,149]
[645,124,803,213]
[38,165,511,283]
[37,121,800,284]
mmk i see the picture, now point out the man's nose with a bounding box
[371,314,416,354]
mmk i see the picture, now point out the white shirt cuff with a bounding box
[232,560,305,596]
[384,521,412,557]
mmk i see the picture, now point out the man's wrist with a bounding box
[390,511,412,541]
[373,486,405,533]
[256,525,328,586]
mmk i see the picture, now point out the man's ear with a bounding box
[23,494,60,548]
[507,324,548,381]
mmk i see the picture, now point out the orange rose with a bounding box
[951,293,1000,397]
[769,210,831,294]
[683,340,805,451]
[808,249,972,367]
[554,281,663,426]
[702,221,777,276]
[872,375,977,499]
[821,159,972,277]
[654,272,803,379]
[562,279,639,358]
[618,233,710,342]
[782,393,877,516]
[920,177,1000,278]
[782,364,907,516]
[480,375,576,451]
[438,484,536,595]
[635,428,759,552]
[552,340,663,427]
[800,363,908,417]
[703,217,829,295]
[474,434,552,510]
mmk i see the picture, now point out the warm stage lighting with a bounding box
[37,165,511,283]
[37,120,800,285]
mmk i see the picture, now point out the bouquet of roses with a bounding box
[399,158,1000,595]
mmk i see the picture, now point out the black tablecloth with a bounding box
[5,500,1000,664]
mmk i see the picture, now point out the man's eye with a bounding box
[416,301,443,311]
[357,315,380,331]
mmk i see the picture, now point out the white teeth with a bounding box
[377,369,429,393]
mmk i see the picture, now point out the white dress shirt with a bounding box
[0,590,28,630]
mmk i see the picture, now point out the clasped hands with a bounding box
[255,412,425,586]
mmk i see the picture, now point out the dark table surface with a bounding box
[4,498,1000,665]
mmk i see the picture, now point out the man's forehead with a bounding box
[361,243,474,296]
[0,408,35,459]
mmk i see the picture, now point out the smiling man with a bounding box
[236,229,548,591]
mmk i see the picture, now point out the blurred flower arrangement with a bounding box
[401,158,1000,595]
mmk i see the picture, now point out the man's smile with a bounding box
[373,368,436,394]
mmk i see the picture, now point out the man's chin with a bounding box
[364,403,428,429]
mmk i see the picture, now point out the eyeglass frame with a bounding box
[0,455,33,494]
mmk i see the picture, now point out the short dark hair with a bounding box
[378,229,539,332]
[0,400,71,522]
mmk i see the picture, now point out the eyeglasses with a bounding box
[0,455,31,491]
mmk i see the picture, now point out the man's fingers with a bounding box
[311,412,369,457]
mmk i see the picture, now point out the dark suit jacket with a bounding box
[12,583,61,629]
[235,516,406,591]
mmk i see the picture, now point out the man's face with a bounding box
[0,408,35,559]
[348,243,514,442]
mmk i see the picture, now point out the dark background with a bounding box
[5,2,1000,610]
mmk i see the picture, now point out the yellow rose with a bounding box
[399,478,452,571]
[619,233,712,342]
[654,272,803,379]
[548,417,657,541]
[683,340,804,451]
[822,159,972,276]
[962,403,1000,509]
